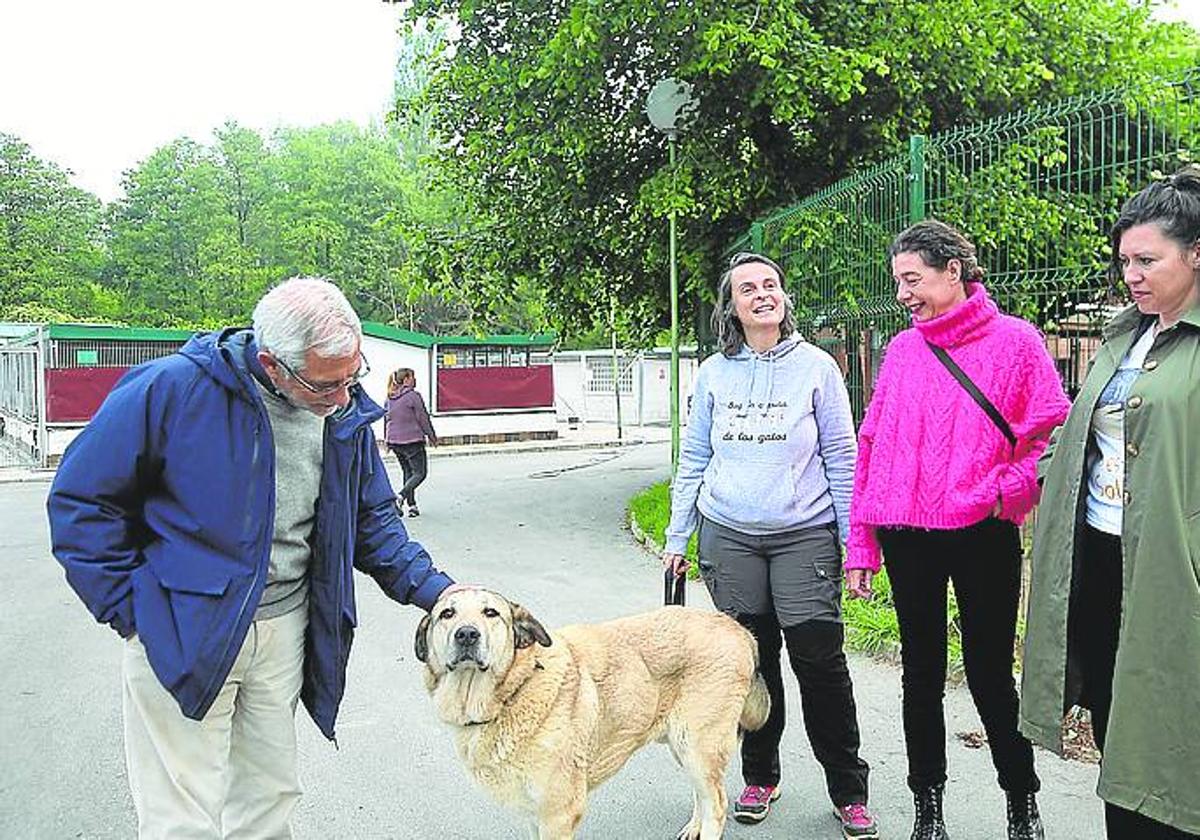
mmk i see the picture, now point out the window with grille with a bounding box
[48,339,186,370]
[586,356,634,394]
[438,345,547,368]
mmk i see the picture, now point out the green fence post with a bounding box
[749,222,764,254]
[909,134,926,223]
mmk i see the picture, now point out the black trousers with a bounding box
[879,518,1039,794]
[388,442,429,506]
[737,613,870,806]
[1078,526,1199,840]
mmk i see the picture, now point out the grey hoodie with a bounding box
[665,335,857,554]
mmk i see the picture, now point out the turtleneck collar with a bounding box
[912,282,998,348]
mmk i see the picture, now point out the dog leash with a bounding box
[663,566,686,606]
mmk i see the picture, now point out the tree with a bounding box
[0,134,112,321]
[397,0,1197,342]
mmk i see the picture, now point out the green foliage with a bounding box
[101,121,463,329]
[627,480,698,571]
[0,134,110,321]
[399,0,1196,343]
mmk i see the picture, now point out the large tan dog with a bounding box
[414,588,769,840]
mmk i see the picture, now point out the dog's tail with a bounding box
[739,670,771,732]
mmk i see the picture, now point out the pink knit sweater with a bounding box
[845,284,1071,572]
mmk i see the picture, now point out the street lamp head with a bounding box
[646,78,697,139]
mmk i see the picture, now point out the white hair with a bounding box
[252,277,362,369]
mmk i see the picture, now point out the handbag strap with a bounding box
[925,340,1017,449]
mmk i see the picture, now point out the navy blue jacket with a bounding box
[47,328,453,739]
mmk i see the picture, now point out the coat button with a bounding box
[1126,396,1143,409]
[1144,359,1159,371]
[1126,442,1139,457]
[1123,490,1132,505]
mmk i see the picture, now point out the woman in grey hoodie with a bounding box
[663,253,877,840]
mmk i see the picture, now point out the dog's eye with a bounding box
[439,607,455,620]
[482,607,500,618]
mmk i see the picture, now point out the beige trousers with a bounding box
[122,607,307,840]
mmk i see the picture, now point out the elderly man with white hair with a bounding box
[48,277,461,839]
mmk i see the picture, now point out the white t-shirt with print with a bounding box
[1085,325,1156,535]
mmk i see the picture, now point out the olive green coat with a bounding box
[1019,302,1200,833]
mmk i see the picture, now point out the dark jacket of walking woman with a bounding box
[384,368,437,517]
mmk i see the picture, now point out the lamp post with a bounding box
[645,77,696,474]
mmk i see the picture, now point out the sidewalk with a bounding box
[0,422,675,484]
[428,420,673,458]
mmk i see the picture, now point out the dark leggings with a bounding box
[737,613,870,806]
[388,442,428,506]
[1078,526,1199,840]
[879,518,1039,794]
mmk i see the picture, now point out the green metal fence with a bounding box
[734,69,1200,419]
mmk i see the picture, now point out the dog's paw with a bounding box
[674,821,701,840]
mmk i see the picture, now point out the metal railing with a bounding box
[0,345,41,467]
[48,339,185,370]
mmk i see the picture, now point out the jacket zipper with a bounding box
[194,414,272,717]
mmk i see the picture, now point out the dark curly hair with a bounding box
[887,219,985,284]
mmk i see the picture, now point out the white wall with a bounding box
[433,409,556,438]
[553,351,698,426]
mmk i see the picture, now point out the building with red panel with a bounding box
[0,322,558,468]
[359,322,557,445]
[0,323,193,467]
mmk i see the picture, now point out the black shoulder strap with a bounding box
[925,340,1017,449]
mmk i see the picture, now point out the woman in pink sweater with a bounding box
[846,221,1070,840]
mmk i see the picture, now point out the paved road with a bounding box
[1,442,1102,838]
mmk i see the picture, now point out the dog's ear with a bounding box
[414,611,432,663]
[511,602,552,649]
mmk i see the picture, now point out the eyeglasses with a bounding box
[273,352,370,396]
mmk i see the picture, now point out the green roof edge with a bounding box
[47,324,197,342]
[362,321,555,348]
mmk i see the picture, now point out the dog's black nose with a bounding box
[454,625,481,647]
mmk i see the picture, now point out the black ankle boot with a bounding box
[911,784,950,840]
[1006,791,1044,840]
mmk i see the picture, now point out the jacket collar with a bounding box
[912,282,998,347]
[179,328,383,438]
[1102,299,1200,340]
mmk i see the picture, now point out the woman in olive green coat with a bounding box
[1020,168,1200,839]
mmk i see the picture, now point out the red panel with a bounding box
[436,366,553,412]
[46,367,130,422]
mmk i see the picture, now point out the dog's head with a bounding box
[414,588,552,677]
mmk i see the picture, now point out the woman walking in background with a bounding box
[663,252,878,840]
[385,367,437,517]
[1021,168,1200,839]
[845,220,1070,840]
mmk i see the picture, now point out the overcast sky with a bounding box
[0,0,402,202]
[2,1,1199,204]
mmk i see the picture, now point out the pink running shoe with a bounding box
[733,784,780,824]
[835,802,880,839]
